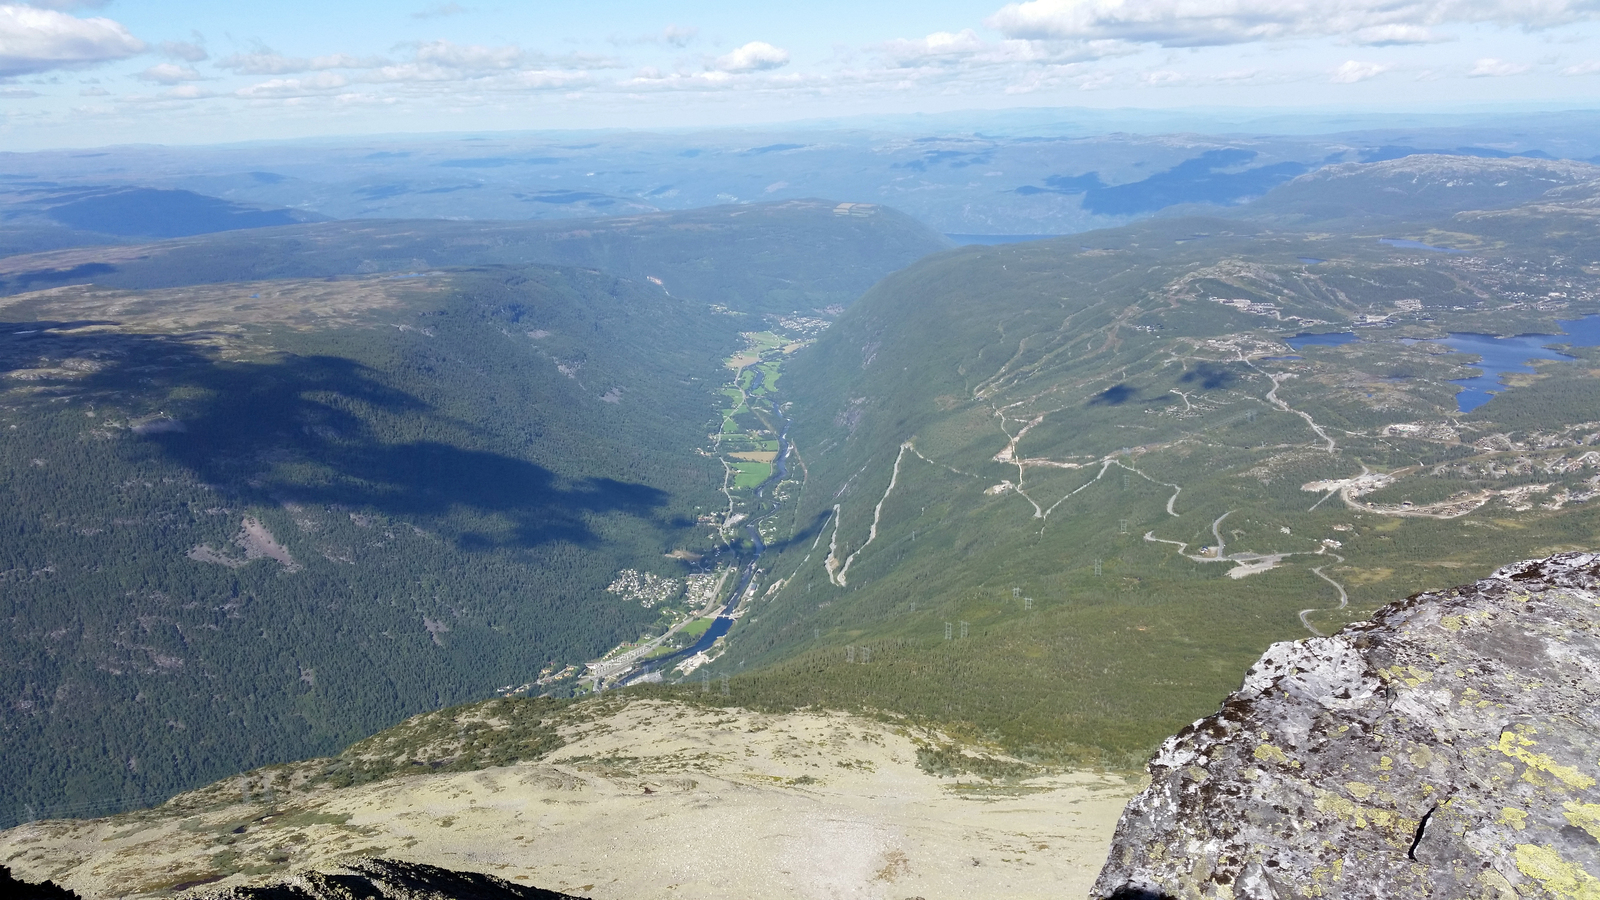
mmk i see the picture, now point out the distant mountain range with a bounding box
[6,111,1600,242]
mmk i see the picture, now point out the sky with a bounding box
[3,0,1600,149]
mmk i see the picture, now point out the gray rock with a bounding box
[185,857,588,900]
[1092,552,1600,900]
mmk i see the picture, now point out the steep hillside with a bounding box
[699,158,1600,768]
[0,199,946,823]
[0,265,744,822]
[0,200,950,316]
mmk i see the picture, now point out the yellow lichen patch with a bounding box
[1366,808,1400,833]
[1346,781,1375,800]
[1564,802,1600,841]
[1498,807,1529,830]
[1497,730,1598,790]
[1315,792,1365,827]
[1514,844,1600,899]
[1309,857,1345,890]
[1254,743,1290,765]
[1184,766,1208,783]
[1380,665,1434,688]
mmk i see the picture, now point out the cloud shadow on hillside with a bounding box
[1090,384,1139,406]
[0,322,668,551]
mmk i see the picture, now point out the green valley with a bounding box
[0,202,948,824]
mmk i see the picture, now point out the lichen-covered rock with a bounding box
[1092,552,1600,900]
[185,857,587,900]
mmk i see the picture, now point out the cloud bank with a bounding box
[0,3,143,75]
[986,0,1600,47]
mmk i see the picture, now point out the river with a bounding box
[623,369,794,681]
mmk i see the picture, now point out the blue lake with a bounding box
[1285,332,1358,351]
[1380,238,1464,254]
[1442,315,1600,412]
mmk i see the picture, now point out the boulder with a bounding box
[1093,552,1600,899]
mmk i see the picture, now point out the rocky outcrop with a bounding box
[186,858,588,900]
[1093,552,1600,900]
[1,864,83,899]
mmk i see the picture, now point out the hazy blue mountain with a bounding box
[4,110,1598,240]
[0,200,949,316]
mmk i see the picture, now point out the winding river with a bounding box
[624,370,794,681]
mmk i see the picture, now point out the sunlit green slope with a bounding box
[707,158,1600,766]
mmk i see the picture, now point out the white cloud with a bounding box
[1331,59,1391,82]
[985,0,1599,47]
[19,0,109,9]
[215,50,311,75]
[0,85,37,96]
[236,72,350,98]
[1563,58,1600,74]
[879,28,1132,69]
[210,39,620,100]
[413,39,523,71]
[1352,24,1441,45]
[881,29,989,65]
[159,39,206,62]
[136,63,204,84]
[1469,56,1531,76]
[713,41,789,72]
[0,4,144,75]
[216,49,380,75]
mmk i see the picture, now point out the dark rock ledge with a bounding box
[1093,552,1600,900]
[186,857,588,900]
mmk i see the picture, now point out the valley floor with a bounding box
[0,701,1139,900]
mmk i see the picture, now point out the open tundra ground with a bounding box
[0,699,1138,900]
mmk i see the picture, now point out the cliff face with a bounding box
[1093,552,1600,900]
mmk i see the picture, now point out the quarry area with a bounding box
[0,701,1139,900]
